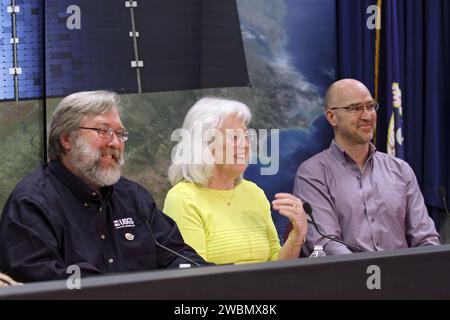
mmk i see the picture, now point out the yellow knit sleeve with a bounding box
[261,190,281,261]
[267,219,282,261]
[163,185,208,261]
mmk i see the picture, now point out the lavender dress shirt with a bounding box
[293,140,440,255]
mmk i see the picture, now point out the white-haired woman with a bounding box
[163,97,307,264]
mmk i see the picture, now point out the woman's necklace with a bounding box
[213,188,236,206]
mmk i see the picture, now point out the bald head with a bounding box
[323,79,377,148]
[324,79,373,110]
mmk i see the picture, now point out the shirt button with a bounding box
[98,207,102,213]
[91,192,97,197]
[108,258,114,264]
[371,218,375,223]
[83,203,88,207]
[376,242,380,247]
[100,234,106,240]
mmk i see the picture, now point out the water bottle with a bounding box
[309,245,326,258]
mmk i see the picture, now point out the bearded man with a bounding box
[0,91,207,283]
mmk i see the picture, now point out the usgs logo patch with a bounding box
[113,217,135,229]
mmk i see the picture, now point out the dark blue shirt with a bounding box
[0,160,207,282]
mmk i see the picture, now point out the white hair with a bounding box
[48,90,120,160]
[168,97,252,187]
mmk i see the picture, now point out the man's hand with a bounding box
[0,273,22,287]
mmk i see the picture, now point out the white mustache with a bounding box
[101,148,120,158]
[100,148,123,164]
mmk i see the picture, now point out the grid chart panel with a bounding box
[45,0,136,97]
[2,0,247,100]
[1,0,42,100]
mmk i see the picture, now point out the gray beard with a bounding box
[69,136,124,187]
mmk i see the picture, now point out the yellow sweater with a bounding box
[163,180,281,265]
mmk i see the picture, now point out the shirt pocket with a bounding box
[117,227,157,271]
[376,182,407,221]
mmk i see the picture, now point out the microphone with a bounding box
[137,207,201,267]
[303,202,367,253]
[438,187,450,217]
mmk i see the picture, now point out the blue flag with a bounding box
[379,0,405,159]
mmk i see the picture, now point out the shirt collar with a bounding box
[330,139,377,165]
[48,159,113,203]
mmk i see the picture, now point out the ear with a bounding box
[325,109,338,128]
[59,133,73,152]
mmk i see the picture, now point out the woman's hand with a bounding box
[272,193,307,245]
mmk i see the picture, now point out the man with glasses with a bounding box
[0,91,208,283]
[293,79,440,255]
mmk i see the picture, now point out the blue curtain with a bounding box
[337,0,450,214]
[337,0,376,94]
[377,0,405,159]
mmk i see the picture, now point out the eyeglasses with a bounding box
[225,131,257,144]
[328,101,379,114]
[78,126,129,142]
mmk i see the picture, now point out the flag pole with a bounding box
[374,0,382,146]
